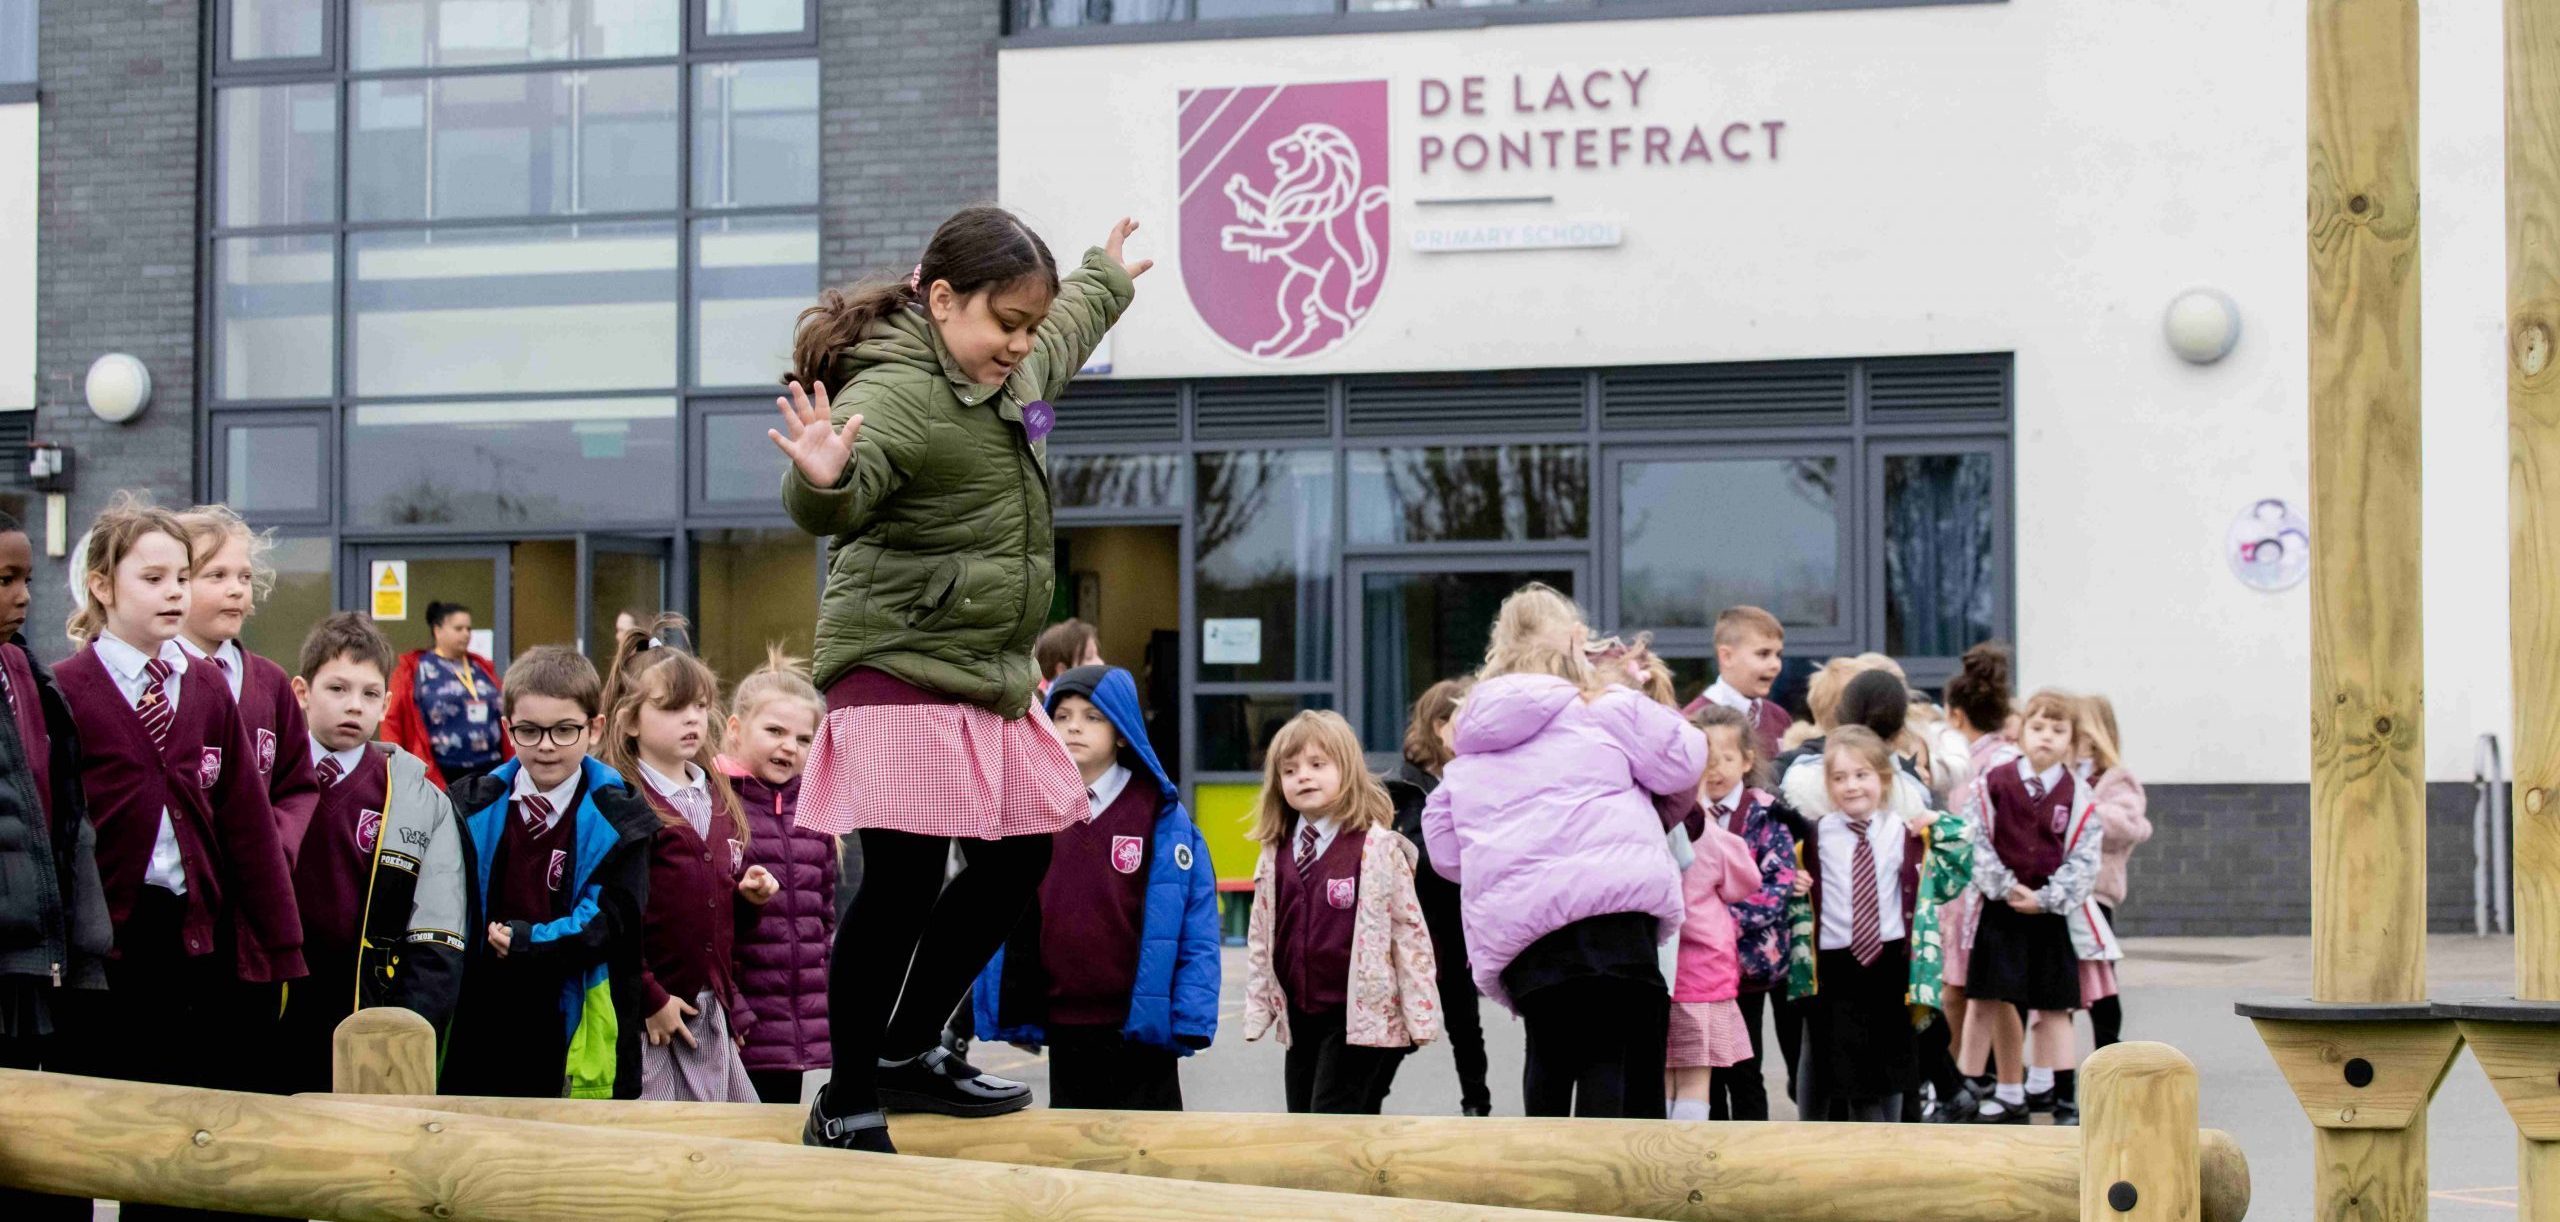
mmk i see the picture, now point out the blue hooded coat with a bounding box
[972,667,1220,1055]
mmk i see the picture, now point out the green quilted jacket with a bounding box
[783,247,1135,717]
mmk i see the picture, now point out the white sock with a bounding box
[2026,1067,2055,1094]
[1669,1099,1708,1122]
[1995,1083,2026,1106]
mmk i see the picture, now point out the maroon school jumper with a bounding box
[1038,778,1157,1027]
[1274,821,1365,1017]
[293,747,390,970]
[232,650,320,870]
[634,786,758,1022]
[1984,765,2075,889]
[54,646,305,981]
[490,798,578,927]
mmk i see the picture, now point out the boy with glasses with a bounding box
[441,646,657,1100]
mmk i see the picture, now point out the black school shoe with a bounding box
[875,1045,1033,1118]
[1971,1096,2032,1124]
[804,1101,896,1154]
[1931,1081,1982,1123]
[2026,1087,2057,1115]
[2051,1097,2080,1126]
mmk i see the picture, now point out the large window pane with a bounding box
[1358,568,1575,749]
[238,537,335,665]
[1197,450,1333,682]
[351,66,677,221]
[701,411,789,506]
[691,59,818,208]
[346,397,678,528]
[1198,692,1331,773]
[706,0,807,36]
[223,422,326,514]
[693,528,817,695]
[353,0,679,69]
[0,0,33,85]
[1618,456,1838,629]
[1884,452,1998,657]
[693,213,815,387]
[350,222,677,395]
[1052,453,1184,512]
[231,0,324,60]
[1347,445,1586,545]
[1010,0,1180,28]
[214,234,335,401]
[219,83,337,227]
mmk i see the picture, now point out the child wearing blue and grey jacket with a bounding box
[973,664,1219,1110]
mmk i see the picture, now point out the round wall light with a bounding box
[2164,288,2243,365]
[83,354,153,424]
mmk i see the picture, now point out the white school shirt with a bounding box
[1296,810,1344,861]
[638,759,714,838]
[307,736,366,785]
[177,636,246,703]
[1815,811,1909,951]
[95,631,192,895]
[512,765,582,833]
[1702,679,1751,713]
[1083,763,1132,824]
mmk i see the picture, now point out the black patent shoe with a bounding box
[2051,1097,2080,1126]
[1972,1097,2031,1124]
[804,1102,895,1154]
[875,1045,1033,1118]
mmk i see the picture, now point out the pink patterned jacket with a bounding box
[1243,828,1441,1050]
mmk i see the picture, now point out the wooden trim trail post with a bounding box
[2245,0,2463,1219]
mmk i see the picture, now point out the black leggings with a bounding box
[824,828,1052,1114]
[1517,978,1668,1119]
[1709,989,1775,1120]
[2089,904,2124,1048]
[1417,867,1492,1113]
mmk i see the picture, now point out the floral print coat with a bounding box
[1244,828,1442,1050]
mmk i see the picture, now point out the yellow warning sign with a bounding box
[370,561,408,622]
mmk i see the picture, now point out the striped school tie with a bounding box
[1294,823,1318,879]
[137,658,175,748]
[316,756,345,789]
[1849,830,1883,966]
[520,792,555,832]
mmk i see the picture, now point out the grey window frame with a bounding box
[1343,551,1592,769]
[210,408,336,527]
[1002,0,2000,47]
[688,396,794,517]
[217,0,338,75]
[1599,439,1859,654]
[690,0,821,48]
[1862,435,2012,691]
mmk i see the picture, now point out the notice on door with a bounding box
[1203,618,1262,666]
[369,561,408,621]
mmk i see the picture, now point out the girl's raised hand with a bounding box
[768,379,862,489]
[738,864,780,905]
[1104,217,1154,280]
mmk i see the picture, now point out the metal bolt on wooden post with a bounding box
[2077,1043,2200,1222]
[332,1007,436,1097]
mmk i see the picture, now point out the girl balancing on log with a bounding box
[773,207,1148,1155]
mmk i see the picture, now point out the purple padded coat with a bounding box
[723,760,836,1073]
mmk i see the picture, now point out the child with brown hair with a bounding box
[1688,702,1797,1121]
[599,621,780,1102]
[1243,710,1438,1114]
[1381,676,1490,1116]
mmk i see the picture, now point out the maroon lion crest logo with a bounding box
[1179,79,1392,360]
[254,729,277,776]
[1110,835,1144,875]
[197,747,222,790]
[546,849,568,892]
[357,810,383,855]
[1326,877,1357,910]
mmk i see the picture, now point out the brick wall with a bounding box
[818,0,1001,290]
[2112,781,2492,937]
[32,0,203,664]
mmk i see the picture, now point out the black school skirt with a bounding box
[1965,903,2080,1011]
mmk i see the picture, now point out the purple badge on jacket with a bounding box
[1022,399,1055,442]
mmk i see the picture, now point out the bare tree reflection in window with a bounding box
[1884,453,1996,656]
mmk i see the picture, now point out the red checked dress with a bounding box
[796,668,1085,841]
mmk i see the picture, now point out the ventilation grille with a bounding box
[1344,371,1586,436]
[1600,361,1852,430]
[0,415,32,484]
[1864,355,2011,423]
[1194,379,1329,440]
[1052,381,1181,444]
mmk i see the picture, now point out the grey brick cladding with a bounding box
[820,0,1001,291]
[2110,781,2493,937]
[32,0,204,664]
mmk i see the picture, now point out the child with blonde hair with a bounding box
[1423,583,1704,1118]
[720,647,838,1104]
[1243,710,1437,1114]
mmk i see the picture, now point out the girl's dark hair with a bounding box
[1943,639,2013,731]
[426,601,472,630]
[1401,677,1471,772]
[788,205,1062,387]
[1838,668,1909,743]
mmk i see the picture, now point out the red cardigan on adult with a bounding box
[380,648,513,789]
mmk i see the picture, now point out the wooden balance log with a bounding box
[0,1068,1621,1222]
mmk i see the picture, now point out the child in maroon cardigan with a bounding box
[55,496,302,1215]
[599,622,778,1102]
[720,648,832,1105]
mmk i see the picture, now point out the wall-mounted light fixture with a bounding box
[2164,288,2243,365]
[83,354,152,424]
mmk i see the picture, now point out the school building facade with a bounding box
[24,0,2521,934]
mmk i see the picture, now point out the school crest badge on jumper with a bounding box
[197,747,222,790]
[254,728,277,776]
[2050,804,2071,834]
[1326,877,1356,910]
[1179,79,1391,360]
[1110,835,1144,875]
[357,810,383,855]
[546,849,568,892]
[728,840,746,875]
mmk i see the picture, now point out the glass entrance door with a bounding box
[349,543,512,662]
[1345,557,1589,757]
[581,535,672,663]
